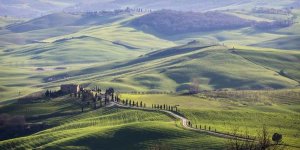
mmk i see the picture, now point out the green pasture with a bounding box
[120,89,300,147]
[0,103,226,150]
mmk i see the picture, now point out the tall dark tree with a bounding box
[272,133,282,145]
[45,90,50,97]
[106,88,115,101]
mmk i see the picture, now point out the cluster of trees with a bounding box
[119,91,174,95]
[80,7,152,17]
[151,104,178,112]
[131,10,254,35]
[252,7,292,15]
[188,122,216,132]
[68,86,117,111]
[131,10,295,35]
[254,20,294,30]
[121,99,146,108]
[44,90,63,98]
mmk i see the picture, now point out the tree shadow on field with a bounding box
[52,125,177,150]
[202,72,260,90]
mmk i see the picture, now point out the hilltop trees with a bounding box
[151,103,179,112]
[44,89,63,98]
[131,10,254,35]
[131,10,294,35]
[254,20,293,30]
[45,90,50,97]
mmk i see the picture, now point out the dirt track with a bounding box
[111,102,254,141]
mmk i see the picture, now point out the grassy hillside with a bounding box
[65,0,298,12]
[1,22,300,101]
[0,0,80,18]
[7,12,129,33]
[1,3,300,150]
[1,0,297,18]
[0,12,134,46]
[0,97,226,149]
[0,14,176,102]
[40,42,299,94]
[120,89,300,147]
[233,45,300,82]
[0,17,23,28]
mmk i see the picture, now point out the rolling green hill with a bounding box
[0,17,23,28]
[0,12,133,46]
[39,42,299,93]
[0,97,226,149]
[252,35,300,50]
[1,8,300,102]
[2,40,299,102]
[120,89,300,147]
[1,6,300,150]
[7,12,129,33]
[0,13,177,102]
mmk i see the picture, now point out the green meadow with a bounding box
[120,89,300,147]
[1,4,300,149]
[0,96,226,149]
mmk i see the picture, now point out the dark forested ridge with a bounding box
[130,10,254,35]
[130,10,294,35]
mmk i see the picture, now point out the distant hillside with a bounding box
[7,12,127,33]
[0,0,78,18]
[44,41,300,92]
[252,36,300,50]
[1,0,296,18]
[0,16,22,28]
[0,11,133,46]
[65,0,251,12]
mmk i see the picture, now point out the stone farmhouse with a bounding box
[60,84,80,94]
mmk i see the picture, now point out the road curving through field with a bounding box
[110,102,254,141]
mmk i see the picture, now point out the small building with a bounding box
[60,84,80,94]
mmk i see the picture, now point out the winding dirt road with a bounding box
[110,102,254,141]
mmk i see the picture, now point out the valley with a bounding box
[0,1,300,149]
